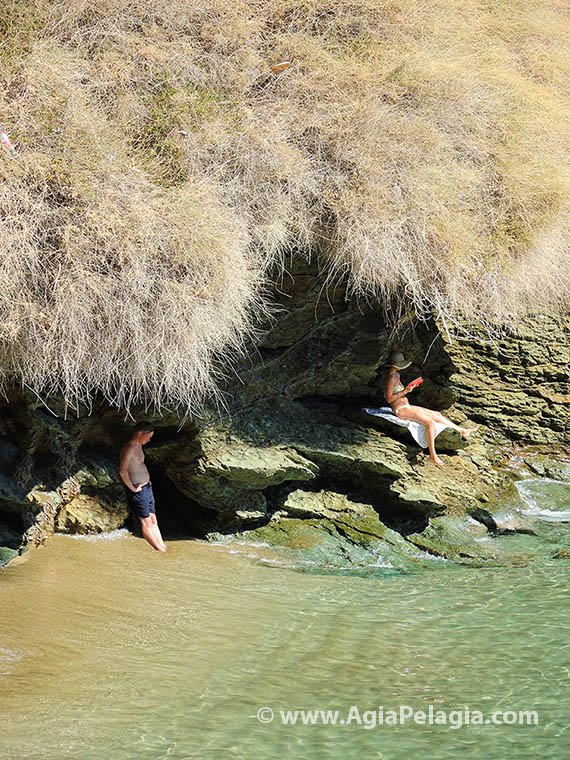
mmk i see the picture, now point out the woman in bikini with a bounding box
[385,351,478,467]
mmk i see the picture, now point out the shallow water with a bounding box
[1,480,569,760]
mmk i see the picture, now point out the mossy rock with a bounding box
[0,545,19,567]
[226,492,451,572]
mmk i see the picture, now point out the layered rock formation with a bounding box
[1,259,568,567]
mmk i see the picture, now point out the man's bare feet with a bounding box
[459,425,479,439]
[430,455,445,467]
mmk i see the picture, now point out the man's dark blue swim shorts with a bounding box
[125,482,156,519]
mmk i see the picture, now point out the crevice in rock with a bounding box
[262,476,431,537]
[468,507,498,532]
[468,506,537,537]
[0,508,25,550]
[139,469,219,540]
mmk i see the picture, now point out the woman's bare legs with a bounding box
[419,408,479,438]
[395,405,444,466]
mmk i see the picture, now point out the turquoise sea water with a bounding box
[0,479,569,760]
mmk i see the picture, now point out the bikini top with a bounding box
[393,384,404,393]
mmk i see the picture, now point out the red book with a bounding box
[408,377,423,389]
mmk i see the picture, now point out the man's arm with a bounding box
[119,445,141,492]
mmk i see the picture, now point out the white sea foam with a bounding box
[257,557,299,569]
[60,528,131,542]
[515,478,570,522]
[523,509,570,523]
[209,539,273,549]
[0,647,24,675]
[367,559,394,569]
[492,510,518,522]
[208,539,282,564]
[222,549,263,559]
[413,550,449,562]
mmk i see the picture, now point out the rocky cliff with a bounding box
[1,259,568,567]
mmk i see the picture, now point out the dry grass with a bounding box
[0,0,568,410]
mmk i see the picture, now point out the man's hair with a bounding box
[133,421,154,434]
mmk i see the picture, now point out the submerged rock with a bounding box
[406,516,509,564]
[224,491,432,574]
[212,491,531,572]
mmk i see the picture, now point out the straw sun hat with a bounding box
[388,351,412,370]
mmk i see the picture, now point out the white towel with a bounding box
[363,407,448,449]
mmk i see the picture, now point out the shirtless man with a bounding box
[119,422,166,552]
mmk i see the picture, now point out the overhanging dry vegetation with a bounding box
[0,0,568,410]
